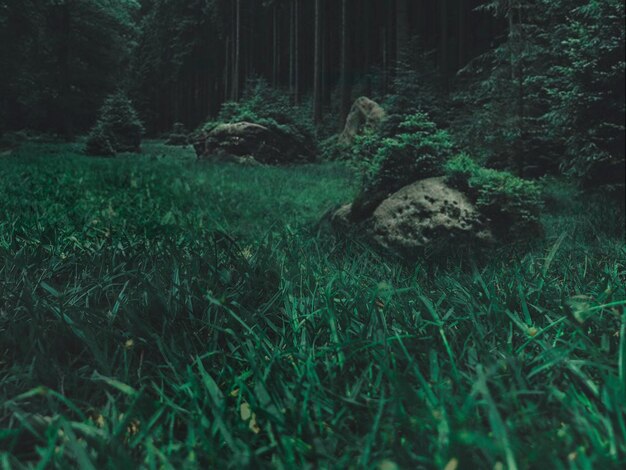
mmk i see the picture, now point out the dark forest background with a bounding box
[1,0,624,184]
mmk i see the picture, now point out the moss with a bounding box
[446,154,544,240]
[351,112,454,220]
[216,78,317,156]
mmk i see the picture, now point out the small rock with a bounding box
[339,97,385,145]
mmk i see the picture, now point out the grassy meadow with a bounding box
[0,142,625,468]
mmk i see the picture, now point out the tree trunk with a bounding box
[313,0,322,124]
[439,0,449,85]
[458,0,467,68]
[294,0,300,105]
[396,0,408,63]
[382,26,388,94]
[224,34,230,102]
[233,0,241,101]
[272,4,278,87]
[58,1,73,140]
[339,0,351,128]
[289,1,295,95]
[508,1,525,174]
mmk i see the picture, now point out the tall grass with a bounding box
[0,143,624,468]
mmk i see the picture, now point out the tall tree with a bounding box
[272,2,279,86]
[294,0,300,104]
[439,0,449,83]
[0,0,138,135]
[233,0,241,101]
[396,0,409,62]
[458,0,467,67]
[313,0,322,124]
[339,0,351,127]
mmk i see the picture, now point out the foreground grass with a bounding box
[0,142,625,469]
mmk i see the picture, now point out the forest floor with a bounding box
[1,141,625,468]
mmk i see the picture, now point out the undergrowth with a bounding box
[0,143,624,469]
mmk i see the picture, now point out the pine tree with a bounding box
[85,91,144,156]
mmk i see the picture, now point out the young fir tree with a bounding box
[85,91,144,156]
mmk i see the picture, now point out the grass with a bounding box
[0,142,625,469]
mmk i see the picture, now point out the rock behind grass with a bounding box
[333,177,493,256]
[194,121,316,165]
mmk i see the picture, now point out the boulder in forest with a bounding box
[331,177,493,256]
[339,97,386,145]
[194,121,316,164]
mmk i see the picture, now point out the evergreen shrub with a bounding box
[166,122,189,146]
[350,112,454,220]
[446,154,543,240]
[356,112,454,193]
[85,91,144,156]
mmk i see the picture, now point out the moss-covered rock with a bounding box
[194,121,315,164]
[333,177,493,257]
[351,112,455,221]
[338,97,386,145]
[445,154,544,240]
[194,79,317,164]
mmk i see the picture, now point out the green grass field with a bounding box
[1,142,625,469]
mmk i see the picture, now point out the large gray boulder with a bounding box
[339,97,385,145]
[332,177,493,255]
[194,121,315,165]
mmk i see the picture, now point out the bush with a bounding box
[85,91,144,156]
[446,154,544,240]
[355,113,455,187]
[321,117,381,164]
[349,112,454,220]
[85,124,116,156]
[371,113,453,184]
[215,78,317,156]
[166,122,189,146]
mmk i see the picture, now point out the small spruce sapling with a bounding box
[85,91,144,156]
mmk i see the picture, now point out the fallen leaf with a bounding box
[444,458,459,470]
[240,402,252,421]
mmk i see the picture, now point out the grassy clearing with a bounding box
[0,143,625,469]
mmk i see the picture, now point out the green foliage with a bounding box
[542,0,625,186]
[349,112,454,220]
[85,124,117,156]
[85,92,144,156]
[0,0,139,136]
[446,154,544,240]
[363,112,454,192]
[382,38,451,134]
[217,78,317,152]
[348,128,381,171]
[452,0,543,173]
[0,142,624,468]
[166,122,189,146]
[455,0,625,183]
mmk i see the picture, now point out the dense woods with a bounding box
[1,0,623,186]
[1,0,520,130]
